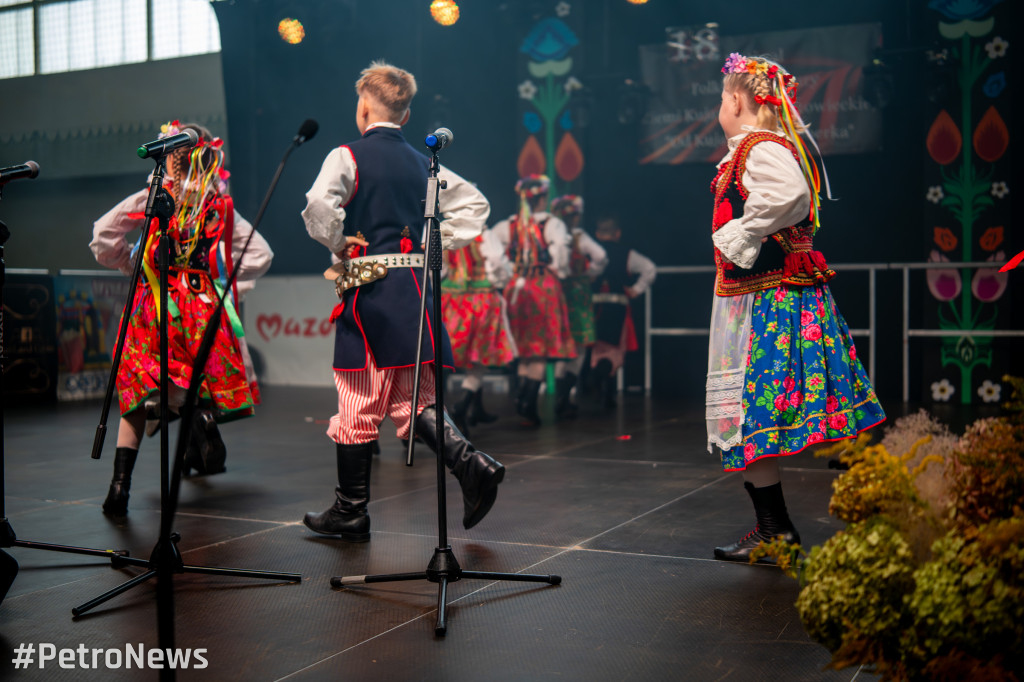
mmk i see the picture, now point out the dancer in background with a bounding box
[301,61,503,540]
[491,175,576,427]
[707,53,885,562]
[90,120,273,515]
[443,229,517,435]
[549,195,606,419]
[590,215,656,408]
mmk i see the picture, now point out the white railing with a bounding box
[642,261,1019,402]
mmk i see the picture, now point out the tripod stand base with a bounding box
[2,517,129,560]
[72,531,301,617]
[330,545,561,636]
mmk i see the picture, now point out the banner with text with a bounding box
[639,23,883,165]
[242,276,337,387]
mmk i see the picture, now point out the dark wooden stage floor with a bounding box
[2,386,878,681]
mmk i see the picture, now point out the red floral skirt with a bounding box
[503,270,577,359]
[116,274,255,421]
[441,289,517,368]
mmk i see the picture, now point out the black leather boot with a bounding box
[468,389,498,425]
[554,372,578,419]
[451,389,474,437]
[303,442,373,541]
[714,481,801,563]
[415,406,505,529]
[518,378,542,427]
[102,447,139,516]
[595,359,617,409]
[185,408,227,475]
[514,378,528,417]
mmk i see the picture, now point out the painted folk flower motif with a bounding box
[927,186,945,204]
[517,135,546,177]
[520,18,578,62]
[934,226,958,251]
[971,251,1008,302]
[990,181,1008,198]
[554,132,583,182]
[983,72,1006,97]
[973,106,1009,162]
[978,226,1003,251]
[928,0,1003,21]
[931,378,956,401]
[984,36,1009,58]
[518,80,538,100]
[528,57,573,78]
[926,111,961,165]
[926,250,961,302]
[976,379,1001,402]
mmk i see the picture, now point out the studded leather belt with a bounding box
[323,253,425,298]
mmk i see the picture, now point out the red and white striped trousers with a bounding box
[327,353,437,444]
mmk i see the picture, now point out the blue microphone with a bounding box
[424,127,453,152]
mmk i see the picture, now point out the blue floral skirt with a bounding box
[721,283,886,472]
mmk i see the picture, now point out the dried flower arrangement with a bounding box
[755,376,1024,680]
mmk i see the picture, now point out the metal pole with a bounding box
[868,267,876,384]
[902,266,909,403]
[644,288,652,396]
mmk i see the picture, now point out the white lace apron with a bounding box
[706,292,755,452]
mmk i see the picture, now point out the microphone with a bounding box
[424,127,453,152]
[137,129,199,160]
[294,119,319,145]
[0,160,40,185]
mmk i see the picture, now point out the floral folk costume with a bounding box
[497,176,576,360]
[90,121,274,513]
[706,55,885,562]
[441,232,517,369]
[491,175,577,425]
[549,195,607,417]
[442,230,518,431]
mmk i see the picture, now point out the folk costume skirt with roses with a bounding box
[712,283,885,472]
[441,286,517,368]
[116,271,256,422]
[504,269,577,359]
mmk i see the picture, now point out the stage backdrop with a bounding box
[241,275,336,387]
[921,0,1016,406]
[639,22,883,165]
[515,4,586,200]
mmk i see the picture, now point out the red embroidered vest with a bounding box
[507,217,550,275]
[711,132,834,297]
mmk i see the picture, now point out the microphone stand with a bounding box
[73,138,305,677]
[333,141,561,637]
[1,181,128,607]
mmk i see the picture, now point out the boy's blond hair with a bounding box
[355,60,418,122]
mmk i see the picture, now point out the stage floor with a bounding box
[2,386,879,681]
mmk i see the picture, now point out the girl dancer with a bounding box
[707,55,885,561]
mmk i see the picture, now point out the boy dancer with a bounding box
[301,61,503,540]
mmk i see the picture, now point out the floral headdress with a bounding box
[514,174,551,231]
[550,194,583,219]
[720,54,832,227]
[515,174,550,198]
[159,119,231,197]
[140,121,232,321]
